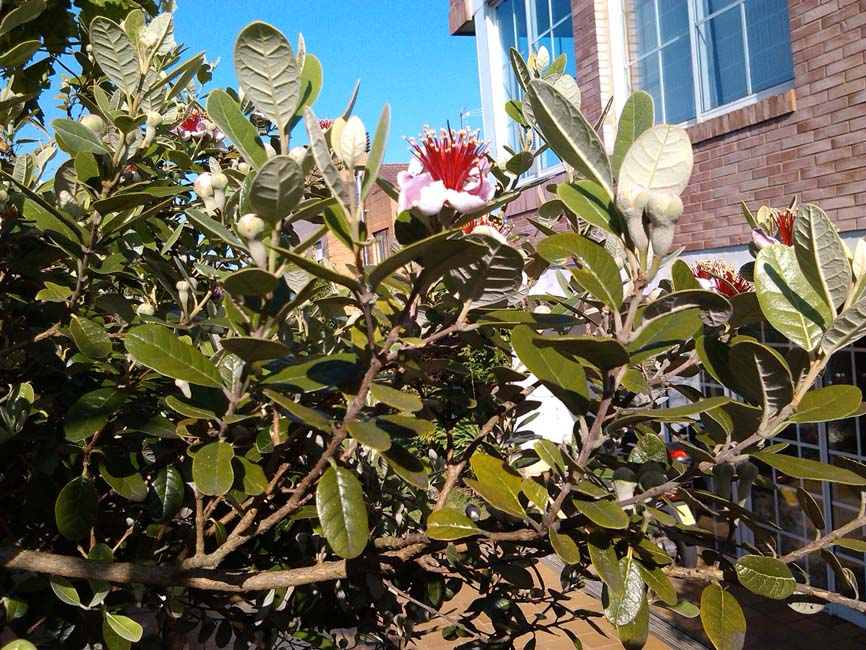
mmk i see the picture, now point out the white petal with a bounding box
[445,188,486,213]
[417,181,447,216]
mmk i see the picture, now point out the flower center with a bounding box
[773,209,795,245]
[408,126,488,192]
[691,259,752,297]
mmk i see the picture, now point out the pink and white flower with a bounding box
[397,127,495,216]
[175,111,208,140]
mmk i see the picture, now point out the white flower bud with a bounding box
[136,303,155,316]
[237,213,265,239]
[263,142,277,159]
[210,172,228,190]
[237,162,251,175]
[139,30,159,49]
[146,111,163,127]
[339,115,367,168]
[193,172,214,198]
[174,378,192,399]
[176,280,190,292]
[80,114,106,135]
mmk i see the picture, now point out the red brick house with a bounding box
[449,0,866,626]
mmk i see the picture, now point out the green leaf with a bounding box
[730,340,793,418]
[263,353,360,392]
[52,118,109,155]
[657,600,700,618]
[465,453,525,518]
[522,477,548,510]
[836,537,866,552]
[426,508,482,541]
[700,585,747,650]
[751,451,866,486]
[512,325,589,414]
[50,576,83,608]
[628,308,703,364]
[65,388,125,443]
[628,434,667,464]
[185,208,245,248]
[734,555,795,600]
[206,89,268,169]
[368,230,452,288]
[55,476,98,540]
[575,498,629,529]
[125,325,223,388]
[193,442,235,496]
[526,79,613,197]
[636,561,677,606]
[147,467,184,524]
[102,620,131,650]
[290,53,323,130]
[104,613,143,643]
[305,108,348,211]
[249,155,305,223]
[89,17,140,98]
[316,465,369,559]
[618,124,693,195]
[0,39,41,66]
[557,180,620,235]
[588,538,623,593]
[617,593,650,650]
[536,233,623,309]
[1,642,38,650]
[793,204,850,312]
[370,384,422,413]
[550,528,580,564]
[99,458,147,502]
[234,456,268,496]
[221,337,290,363]
[612,90,654,179]
[445,234,525,307]
[672,259,701,291]
[820,295,866,356]
[70,315,112,359]
[618,396,732,427]
[265,389,332,433]
[344,420,391,451]
[361,104,390,201]
[788,384,863,424]
[755,245,832,351]
[235,22,300,136]
[381,443,428,488]
[0,0,46,38]
[643,289,732,328]
[532,334,629,371]
[534,439,566,475]
[604,555,644,625]
[269,242,361,291]
[222,267,278,297]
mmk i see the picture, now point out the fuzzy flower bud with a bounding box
[288,146,307,163]
[751,227,779,251]
[136,303,155,316]
[146,111,163,127]
[80,114,106,135]
[210,172,228,190]
[176,280,190,293]
[193,172,214,198]
[237,213,265,240]
[237,162,251,175]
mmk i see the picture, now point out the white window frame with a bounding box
[609,0,794,127]
[474,0,571,183]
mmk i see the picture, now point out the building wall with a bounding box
[462,0,866,252]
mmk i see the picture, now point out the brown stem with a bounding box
[781,502,866,564]
[0,323,60,355]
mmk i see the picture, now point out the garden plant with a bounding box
[2,2,866,649]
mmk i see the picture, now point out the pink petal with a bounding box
[445,188,486,213]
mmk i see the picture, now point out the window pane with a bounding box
[624,0,659,58]
[658,0,688,42]
[515,0,529,57]
[534,0,551,33]
[629,53,662,118]
[552,13,575,76]
[551,0,571,23]
[698,6,748,110]
[699,0,740,16]
[661,38,696,122]
[745,0,793,91]
[499,0,516,53]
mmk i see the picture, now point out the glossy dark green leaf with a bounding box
[534,439,566,475]
[192,442,235,496]
[532,333,629,371]
[147,467,184,523]
[636,560,677,606]
[265,389,332,433]
[628,308,702,364]
[234,456,268,496]
[222,267,278,296]
[575,498,629,529]
[70,315,112,359]
[755,244,832,351]
[734,555,795,600]
[360,104,390,201]
[522,477,548,510]
[221,337,290,362]
[381,443,428,488]
[794,204,850,311]
[50,576,82,607]
[426,508,482,541]
[628,434,667,464]
[345,420,391,451]
[604,555,644,625]
[104,613,143,643]
[617,593,649,650]
[588,538,623,593]
[536,232,622,309]
[790,384,862,423]
[102,619,131,650]
[249,155,305,223]
[370,384,423,412]
[465,453,524,518]
[445,234,524,307]
[269,243,361,291]
[185,208,244,248]
[99,458,147,503]
[368,230,452,288]
[671,259,701,291]
[206,89,268,169]
[55,476,98,540]
[730,340,793,417]
[700,584,746,650]
[65,388,126,443]
[263,353,360,392]
[316,466,369,559]
[125,325,223,388]
[643,289,732,328]
[751,451,866,486]
[836,538,866,552]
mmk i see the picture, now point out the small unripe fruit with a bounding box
[146,111,163,127]
[193,172,214,197]
[237,162,251,175]
[80,114,105,135]
[136,303,155,316]
[237,213,265,239]
[210,172,228,190]
[646,190,683,225]
[176,280,190,292]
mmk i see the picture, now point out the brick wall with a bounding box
[493,0,866,251]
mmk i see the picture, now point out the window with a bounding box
[620,0,793,123]
[363,229,390,266]
[496,0,575,173]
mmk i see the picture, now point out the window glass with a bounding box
[534,0,550,34]
[699,5,748,109]
[630,53,662,117]
[662,37,696,122]
[552,14,575,75]
[659,0,688,42]
[745,0,794,92]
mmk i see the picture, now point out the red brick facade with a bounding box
[456,0,866,251]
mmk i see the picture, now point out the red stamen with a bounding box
[691,259,752,297]
[773,209,795,246]
[408,126,488,192]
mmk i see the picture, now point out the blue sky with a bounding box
[172,1,483,163]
